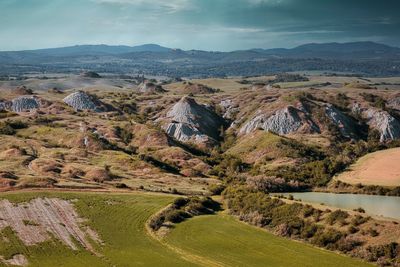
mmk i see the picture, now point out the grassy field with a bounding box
[165,214,371,267]
[0,191,372,267]
[336,147,400,186]
[0,192,195,267]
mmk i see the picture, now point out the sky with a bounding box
[0,0,399,51]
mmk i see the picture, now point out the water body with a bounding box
[277,192,400,220]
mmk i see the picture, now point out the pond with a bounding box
[276,192,400,220]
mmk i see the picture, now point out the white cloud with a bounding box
[92,0,194,13]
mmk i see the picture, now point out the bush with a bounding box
[149,214,165,230]
[326,210,349,225]
[336,237,362,252]
[208,184,226,195]
[302,205,315,217]
[114,125,133,144]
[353,207,366,213]
[367,242,399,261]
[312,229,343,248]
[368,228,379,237]
[114,183,129,189]
[173,197,189,208]
[348,225,359,234]
[0,122,15,135]
[164,210,190,223]
[300,222,318,239]
[351,215,369,226]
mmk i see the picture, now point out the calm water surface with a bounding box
[278,192,400,220]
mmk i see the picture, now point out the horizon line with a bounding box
[1,40,398,53]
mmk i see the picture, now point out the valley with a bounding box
[1,71,400,266]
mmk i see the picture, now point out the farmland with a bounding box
[0,192,193,267]
[336,147,400,187]
[0,191,374,267]
[165,213,371,267]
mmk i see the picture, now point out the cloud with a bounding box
[92,0,194,13]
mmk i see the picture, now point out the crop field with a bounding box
[164,213,371,267]
[336,147,400,186]
[0,191,372,267]
[0,192,194,267]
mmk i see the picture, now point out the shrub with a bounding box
[302,205,315,218]
[326,210,349,225]
[348,225,359,234]
[300,222,318,239]
[367,242,399,261]
[208,184,226,195]
[312,229,343,248]
[165,210,190,223]
[0,122,15,135]
[114,183,129,189]
[368,228,379,237]
[173,197,189,208]
[351,215,369,226]
[149,214,165,230]
[353,207,366,213]
[336,237,362,252]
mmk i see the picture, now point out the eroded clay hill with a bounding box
[161,96,226,146]
[63,91,109,112]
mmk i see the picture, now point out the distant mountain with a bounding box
[253,41,400,59]
[1,42,399,77]
[6,44,172,56]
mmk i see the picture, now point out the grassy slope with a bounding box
[227,131,284,163]
[165,214,371,267]
[0,192,196,267]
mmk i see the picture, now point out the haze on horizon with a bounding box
[1,0,399,52]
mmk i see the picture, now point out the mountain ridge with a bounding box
[2,41,399,55]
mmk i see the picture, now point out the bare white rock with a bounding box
[163,96,225,144]
[63,91,104,112]
[11,96,40,112]
[324,104,357,138]
[364,108,400,142]
[240,106,319,135]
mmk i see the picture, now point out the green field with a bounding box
[165,214,371,267]
[0,192,195,267]
[0,192,371,267]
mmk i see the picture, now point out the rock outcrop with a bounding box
[0,100,11,111]
[388,95,400,111]
[220,99,239,120]
[163,96,225,144]
[364,108,400,142]
[11,96,41,112]
[324,104,357,138]
[240,105,319,135]
[63,91,106,112]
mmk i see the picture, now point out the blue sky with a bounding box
[0,0,399,51]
